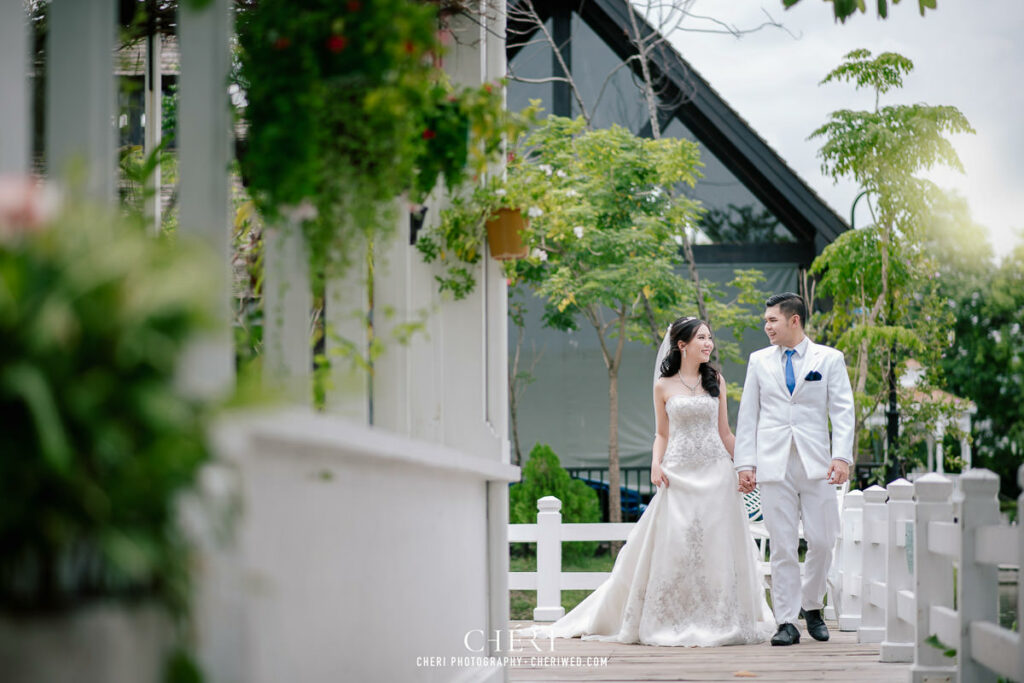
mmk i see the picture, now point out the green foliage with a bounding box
[509,444,601,562]
[502,117,703,335]
[941,242,1024,495]
[236,0,510,278]
[0,203,218,612]
[810,50,973,466]
[782,0,937,23]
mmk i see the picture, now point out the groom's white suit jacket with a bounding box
[734,340,855,483]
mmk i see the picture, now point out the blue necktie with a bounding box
[784,349,796,394]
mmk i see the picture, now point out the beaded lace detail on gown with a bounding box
[519,394,775,647]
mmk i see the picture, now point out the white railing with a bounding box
[508,496,634,621]
[510,493,809,622]
[828,467,1023,683]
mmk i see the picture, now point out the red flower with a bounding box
[404,40,417,54]
[273,37,291,50]
[326,35,348,53]
[422,129,437,140]
[483,83,493,93]
[507,152,516,163]
[346,0,362,10]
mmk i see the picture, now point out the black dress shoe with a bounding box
[800,608,830,641]
[770,622,800,646]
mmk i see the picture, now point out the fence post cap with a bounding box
[863,484,888,503]
[959,468,999,496]
[843,489,864,508]
[914,472,954,501]
[886,478,914,500]
[537,496,562,512]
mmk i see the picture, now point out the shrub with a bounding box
[510,443,601,562]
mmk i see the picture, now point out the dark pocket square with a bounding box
[805,371,822,381]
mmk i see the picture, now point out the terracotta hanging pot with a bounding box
[485,208,529,260]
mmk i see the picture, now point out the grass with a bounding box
[509,548,616,620]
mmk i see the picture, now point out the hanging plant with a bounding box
[236,0,510,277]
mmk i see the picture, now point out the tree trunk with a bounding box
[608,367,621,527]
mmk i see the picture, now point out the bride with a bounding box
[520,316,775,646]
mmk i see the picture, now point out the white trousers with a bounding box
[759,445,840,625]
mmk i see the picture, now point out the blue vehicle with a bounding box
[576,477,648,522]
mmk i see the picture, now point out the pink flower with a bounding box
[0,175,58,242]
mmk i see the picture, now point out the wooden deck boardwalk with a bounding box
[507,619,911,682]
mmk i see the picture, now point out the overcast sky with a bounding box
[666,0,1023,261]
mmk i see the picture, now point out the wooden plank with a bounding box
[896,589,915,625]
[929,605,960,649]
[969,621,1022,681]
[508,619,909,681]
[560,572,610,590]
[975,525,1018,566]
[560,523,634,542]
[509,572,537,590]
[927,521,961,558]
[509,524,538,542]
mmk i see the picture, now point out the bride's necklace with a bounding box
[677,372,701,394]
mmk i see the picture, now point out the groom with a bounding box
[734,292,855,646]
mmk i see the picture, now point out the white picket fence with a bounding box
[834,467,1023,683]
[509,466,1023,683]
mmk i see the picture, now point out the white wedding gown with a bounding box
[522,394,775,647]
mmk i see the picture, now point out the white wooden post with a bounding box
[859,485,888,643]
[262,219,311,403]
[881,478,915,662]
[324,252,369,422]
[176,0,235,398]
[46,0,115,202]
[534,496,565,622]
[957,468,1001,683]
[911,473,957,683]
[0,0,29,175]
[837,489,864,631]
[1017,466,1024,680]
[144,31,162,233]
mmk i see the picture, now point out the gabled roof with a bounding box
[508,0,849,250]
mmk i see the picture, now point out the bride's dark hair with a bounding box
[659,317,720,397]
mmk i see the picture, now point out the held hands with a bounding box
[827,459,850,486]
[737,469,756,494]
[651,461,669,488]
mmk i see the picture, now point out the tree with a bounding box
[504,117,764,526]
[808,49,974,473]
[781,0,937,23]
[506,0,784,350]
[941,240,1024,496]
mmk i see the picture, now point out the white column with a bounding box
[324,247,369,422]
[837,490,864,631]
[935,421,946,475]
[1017,466,1024,682]
[0,0,29,174]
[262,221,311,404]
[911,474,957,683]
[958,469,1001,683]
[880,478,914,662]
[177,0,235,397]
[534,496,564,622]
[46,0,115,202]
[144,31,162,233]
[858,485,887,644]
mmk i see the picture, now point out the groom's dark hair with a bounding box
[765,292,807,328]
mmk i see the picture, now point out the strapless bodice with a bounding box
[663,394,730,468]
